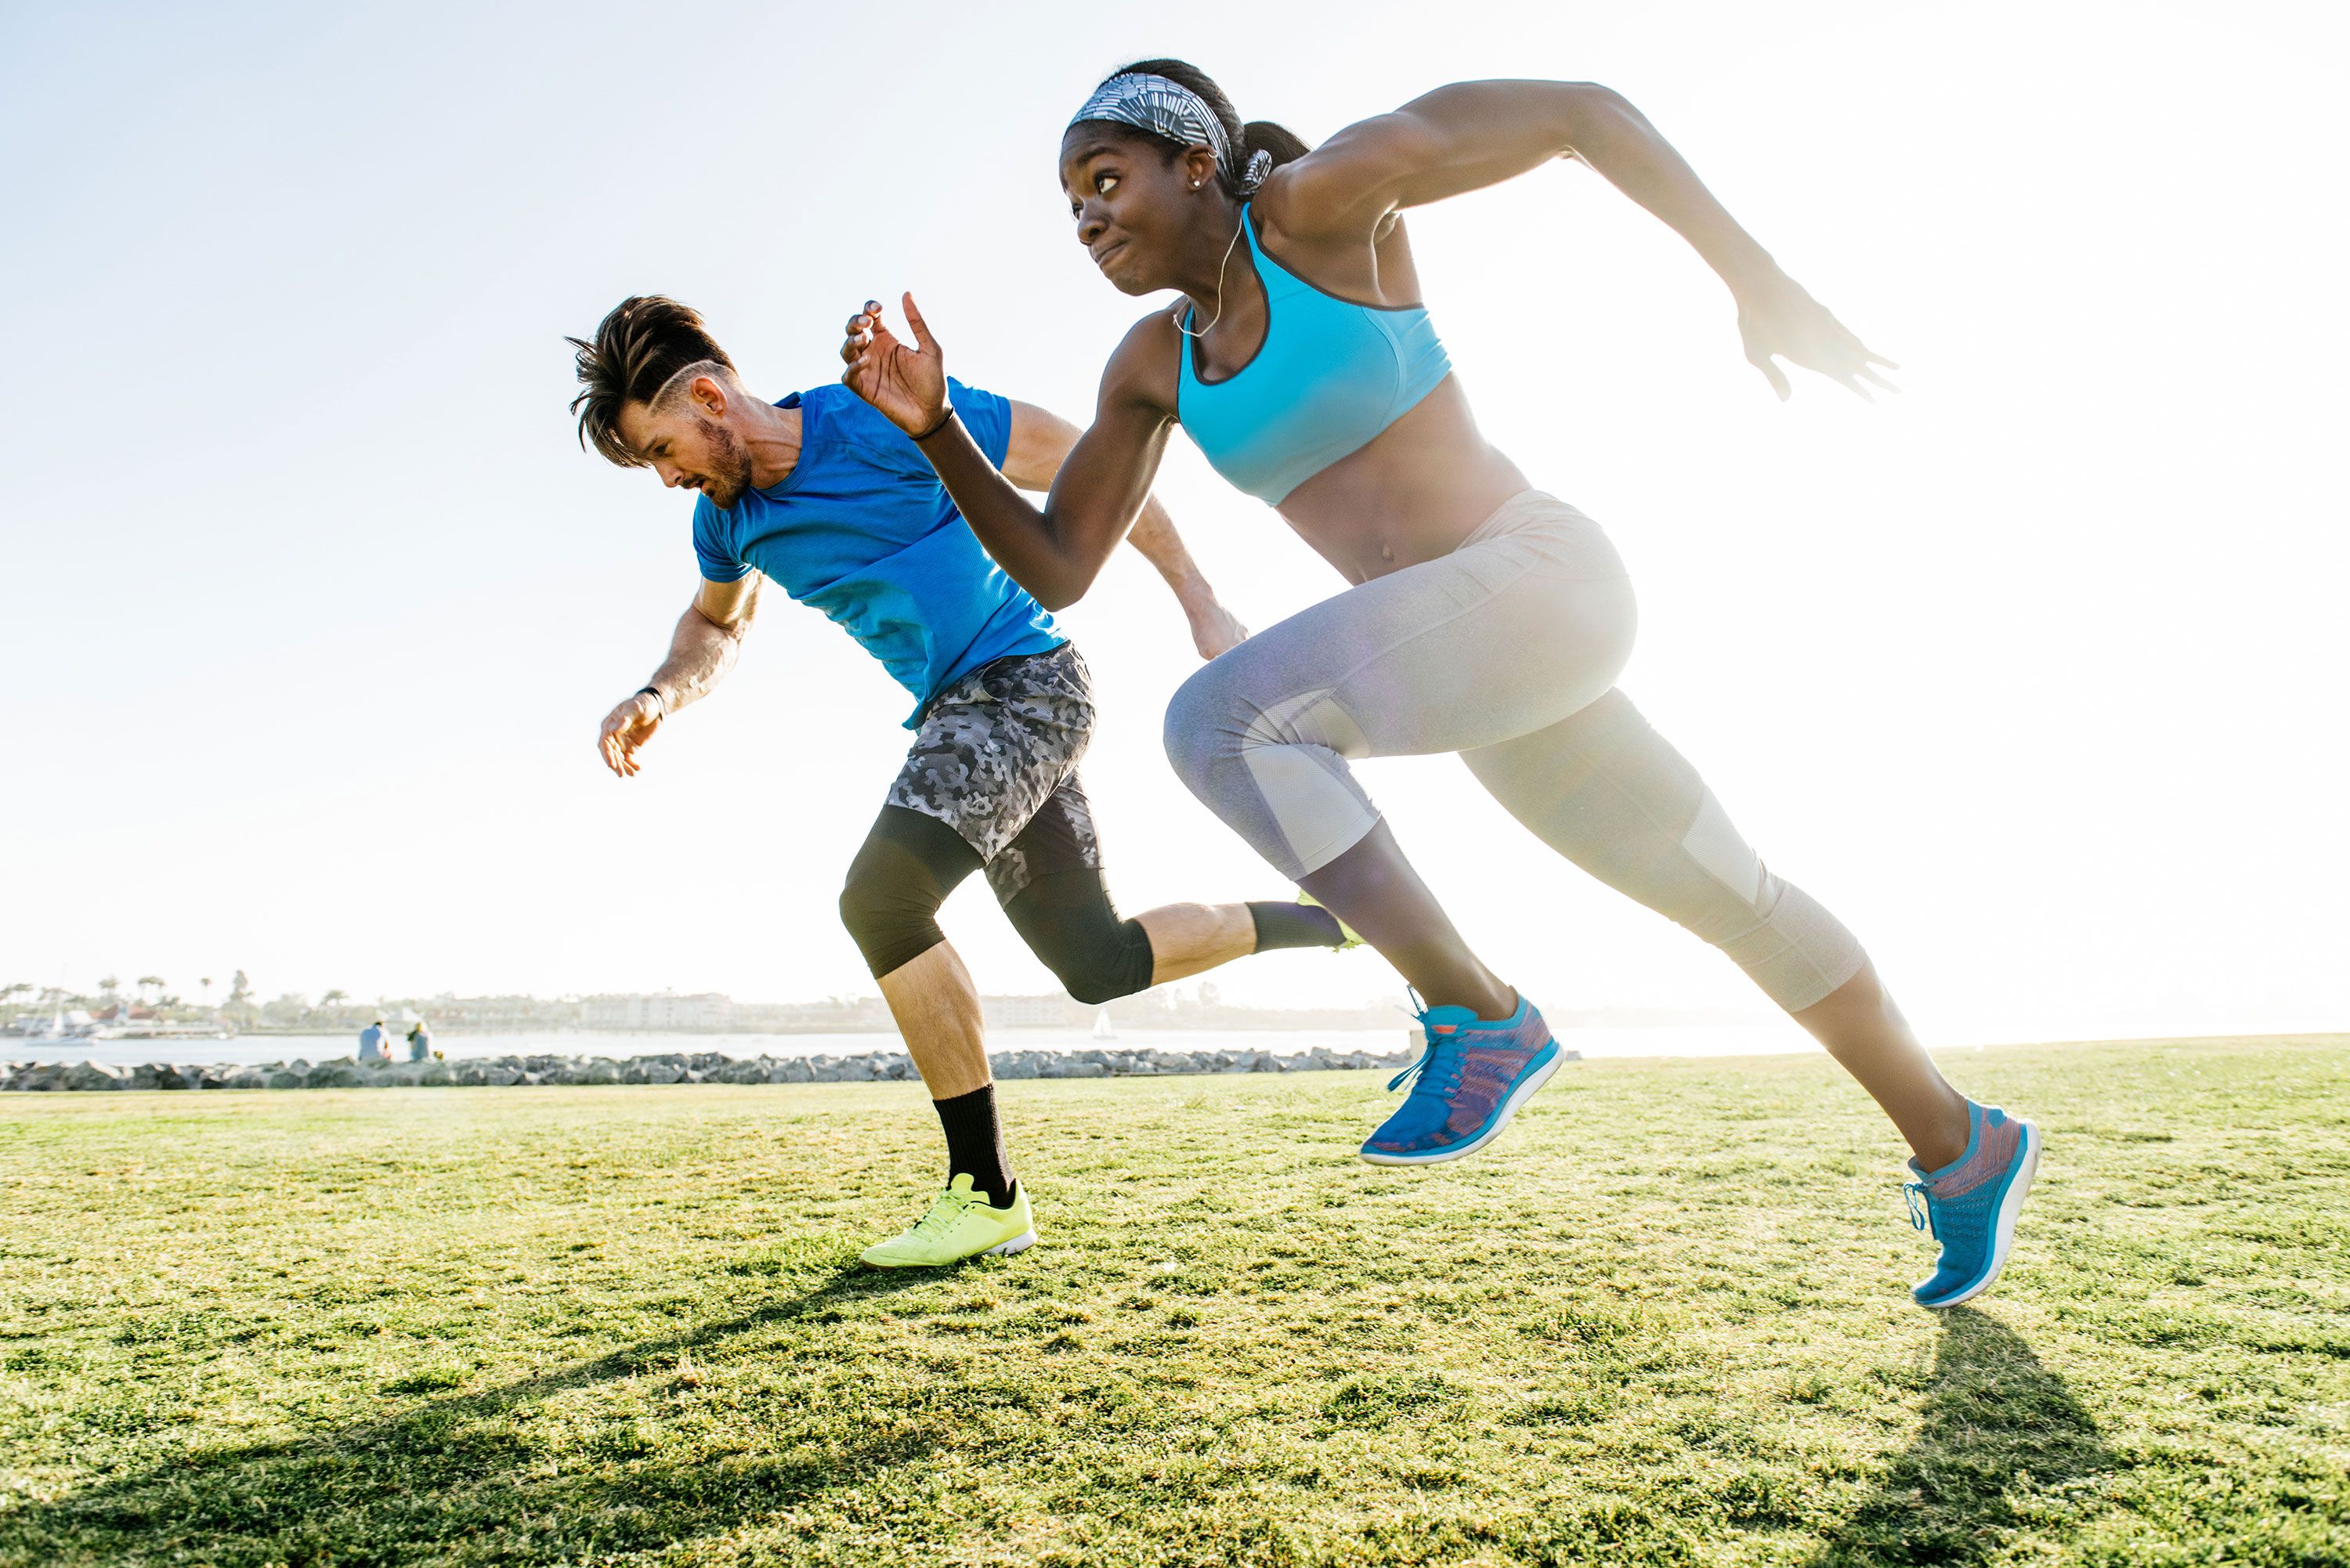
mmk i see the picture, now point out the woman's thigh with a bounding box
[1180,500,1639,763]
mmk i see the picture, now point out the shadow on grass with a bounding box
[1,1266,932,1566]
[1807,1308,2110,1566]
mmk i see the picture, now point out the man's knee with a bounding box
[839,807,981,979]
[1006,869,1156,1006]
[838,858,947,981]
[1052,929,1153,1006]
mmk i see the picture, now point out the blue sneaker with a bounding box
[1904,1100,2043,1308]
[1360,994,1562,1166]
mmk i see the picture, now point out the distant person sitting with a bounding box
[357,1017,389,1063]
[405,1017,432,1062]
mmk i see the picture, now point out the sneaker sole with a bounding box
[1358,1047,1564,1167]
[859,1226,1038,1269]
[1920,1122,2042,1310]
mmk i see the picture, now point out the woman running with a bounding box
[841,62,2038,1307]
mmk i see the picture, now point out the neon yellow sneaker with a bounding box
[859,1174,1036,1268]
[1298,891,1365,951]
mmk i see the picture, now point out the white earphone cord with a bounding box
[1176,208,1248,341]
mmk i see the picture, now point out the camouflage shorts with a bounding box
[889,643,1103,904]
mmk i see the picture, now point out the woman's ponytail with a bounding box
[1242,120,1311,175]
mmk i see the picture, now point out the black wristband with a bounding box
[910,406,956,443]
[635,685,667,714]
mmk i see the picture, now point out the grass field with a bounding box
[2,1037,2345,1566]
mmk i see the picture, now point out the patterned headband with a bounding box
[1068,72,1274,193]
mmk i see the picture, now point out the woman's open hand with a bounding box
[1734,272,1900,401]
[841,294,950,435]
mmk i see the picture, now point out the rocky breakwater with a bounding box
[0,1041,1502,1092]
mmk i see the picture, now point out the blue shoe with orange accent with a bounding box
[1359,994,1562,1166]
[1904,1100,2043,1308]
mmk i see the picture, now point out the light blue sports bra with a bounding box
[1177,204,1453,505]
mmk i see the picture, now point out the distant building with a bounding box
[735,995,894,1031]
[982,994,1074,1028]
[419,992,564,1031]
[582,992,735,1031]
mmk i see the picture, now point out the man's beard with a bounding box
[696,418,755,509]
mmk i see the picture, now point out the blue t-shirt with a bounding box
[692,381,1063,725]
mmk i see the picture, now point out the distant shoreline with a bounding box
[222,1013,1774,1039]
[7,1039,1434,1091]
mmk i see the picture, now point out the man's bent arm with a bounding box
[645,574,761,713]
[1123,498,1248,658]
[1003,400,1247,658]
[599,574,761,779]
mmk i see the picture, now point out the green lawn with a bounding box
[2,1038,2345,1566]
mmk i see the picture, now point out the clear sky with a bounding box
[5,0,2344,1044]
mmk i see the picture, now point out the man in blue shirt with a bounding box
[357,1017,388,1063]
[569,297,1350,1267]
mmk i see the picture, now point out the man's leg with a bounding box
[990,775,1350,1005]
[833,645,1106,1266]
[874,945,989,1098]
[875,944,1017,1216]
[838,804,1018,1207]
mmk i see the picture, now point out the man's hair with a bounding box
[566,295,737,467]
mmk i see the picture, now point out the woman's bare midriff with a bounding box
[1275,377,1531,584]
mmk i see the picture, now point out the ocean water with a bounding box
[2,1021,1828,1070]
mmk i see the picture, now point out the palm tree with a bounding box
[225,971,255,1027]
[137,975,165,1005]
[99,975,121,999]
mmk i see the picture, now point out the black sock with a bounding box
[1248,900,1347,952]
[932,1084,1016,1208]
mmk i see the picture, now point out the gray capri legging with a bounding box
[1163,490,1865,1013]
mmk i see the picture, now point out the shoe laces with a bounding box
[1904,1180,1936,1237]
[913,1186,976,1238]
[1388,1031,1467,1099]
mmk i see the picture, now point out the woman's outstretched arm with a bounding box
[841,294,1173,609]
[1280,81,1897,398]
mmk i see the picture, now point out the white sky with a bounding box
[4,0,2344,1043]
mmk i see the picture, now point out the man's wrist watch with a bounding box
[635,685,667,716]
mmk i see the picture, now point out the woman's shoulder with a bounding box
[1253,154,1399,237]
[1101,305,1184,413]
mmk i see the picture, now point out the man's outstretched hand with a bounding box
[841,294,950,436]
[598,691,663,778]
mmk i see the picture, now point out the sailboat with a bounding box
[1090,1008,1117,1042]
